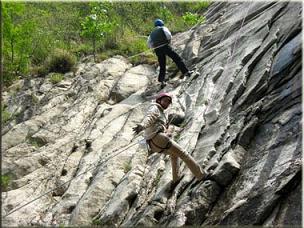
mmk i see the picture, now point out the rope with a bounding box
[126,43,168,59]
[176,1,253,154]
[206,1,252,105]
[3,3,254,218]
[3,41,169,102]
[2,132,145,218]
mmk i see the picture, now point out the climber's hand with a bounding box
[133,124,144,135]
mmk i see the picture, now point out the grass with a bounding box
[123,160,132,174]
[49,73,64,84]
[28,136,47,148]
[92,218,102,226]
[2,107,11,124]
[153,169,163,187]
[46,49,76,74]
[1,175,11,191]
[31,94,39,104]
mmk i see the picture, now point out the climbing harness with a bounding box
[147,136,172,153]
[3,3,254,218]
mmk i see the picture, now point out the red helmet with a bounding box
[156,92,172,103]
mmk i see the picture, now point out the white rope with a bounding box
[177,1,254,154]
[2,132,145,218]
[3,2,255,218]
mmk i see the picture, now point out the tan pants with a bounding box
[148,133,204,182]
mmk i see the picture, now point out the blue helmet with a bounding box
[154,19,164,27]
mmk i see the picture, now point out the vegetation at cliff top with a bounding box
[2,1,210,87]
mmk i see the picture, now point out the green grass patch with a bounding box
[153,169,163,187]
[182,12,205,27]
[92,218,102,226]
[1,175,11,191]
[49,73,64,84]
[31,65,49,77]
[2,105,12,124]
[31,94,39,104]
[28,136,47,148]
[123,160,132,174]
[46,49,76,74]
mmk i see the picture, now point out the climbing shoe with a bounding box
[181,70,194,79]
[160,81,166,89]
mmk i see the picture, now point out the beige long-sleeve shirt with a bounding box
[142,103,168,140]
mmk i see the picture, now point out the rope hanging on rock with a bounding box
[2,132,145,218]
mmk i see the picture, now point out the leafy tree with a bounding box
[2,2,36,84]
[1,1,211,85]
[182,12,205,27]
[81,2,116,62]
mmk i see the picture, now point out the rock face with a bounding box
[2,2,302,227]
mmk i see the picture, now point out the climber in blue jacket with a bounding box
[147,19,191,89]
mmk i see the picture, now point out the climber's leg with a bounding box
[166,141,204,180]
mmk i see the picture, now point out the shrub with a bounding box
[167,17,188,33]
[1,175,10,191]
[153,169,163,187]
[46,49,76,74]
[117,28,148,56]
[72,43,93,58]
[49,73,64,84]
[123,160,132,174]
[2,105,11,124]
[190,1,211,12]
[129,53,157,66]
[31,65,49,77]
[182,12,205,27]
[3,64,19,87]
[92,219,102,225]
[28,136,47,148]
[96,49,121,62]
[31,94,39,104]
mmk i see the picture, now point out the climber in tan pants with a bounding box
[133,92,205,183]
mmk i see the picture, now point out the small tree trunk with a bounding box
[93,36,96,63]
[11,38,14,64]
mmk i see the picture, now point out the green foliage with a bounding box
[49,73,64,84]
[129,53,157,66]
[2,1,211,82]
[2,105,12,124]
[72,43,93,58]
[153,169,163,187]
[81,2,117,61]
[31,65,49,77]
[28,136,47,148]
[31,94,39,104]
[96,49,120,62]
[92,218,102,225]
[159,5,174,22]
[182,12,205,27]
[117,28,147,55]
[190,1,211,12]
[123,160,132,174]
[2,2,35,85]
[46,49,76,74]
[1,175,11,191]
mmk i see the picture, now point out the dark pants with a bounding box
[155,45,188,82]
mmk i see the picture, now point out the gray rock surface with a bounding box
[2,2,302,227]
